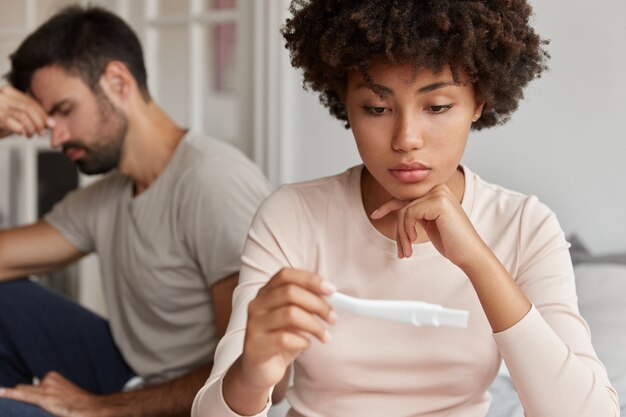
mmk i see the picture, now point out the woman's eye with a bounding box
[365,106,389,115]
[428,105,452,114]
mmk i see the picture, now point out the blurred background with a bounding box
[0,0,624,317]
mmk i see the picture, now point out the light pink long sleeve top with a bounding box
[193,165,619,417]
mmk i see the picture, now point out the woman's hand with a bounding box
[371,184,488,267]
[373,184,532,332]
[223,268,336,414]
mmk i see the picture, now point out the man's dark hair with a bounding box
[282,0,550,130]
[6,5,150,100]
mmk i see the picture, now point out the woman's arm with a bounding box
[374,187,619,416]
[192,187,336,417]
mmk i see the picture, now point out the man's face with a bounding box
[30,65,128,175]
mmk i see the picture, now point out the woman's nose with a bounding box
[391,115,424,152]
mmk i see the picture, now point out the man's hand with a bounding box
[0,362,215,417]
[0,372,104,417]
[0,85,52,138]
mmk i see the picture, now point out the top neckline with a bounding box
[347,164,475,257]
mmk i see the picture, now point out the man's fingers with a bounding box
[3,117,25,136]
[11,111,39,137]
[42,371,64,382]
[23,102,49,134]
[1,85,21,97]
[0,85,48,136]
[15,103,48,136]
[0,385,41,406]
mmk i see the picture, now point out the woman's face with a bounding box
[345,62,483,203]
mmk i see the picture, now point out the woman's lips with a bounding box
[389,165,431,182]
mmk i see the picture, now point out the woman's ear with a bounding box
[472,100,485,122]
[472,85,485,121]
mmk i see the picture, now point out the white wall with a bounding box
[264,1,360,185]
[273,0,626,253]
[280,62,360,182]
[463,0,626,254]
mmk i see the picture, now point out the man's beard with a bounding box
[63,94,128,175]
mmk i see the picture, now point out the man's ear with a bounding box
[98,61,135,105]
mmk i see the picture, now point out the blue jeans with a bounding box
[0,279,135,416]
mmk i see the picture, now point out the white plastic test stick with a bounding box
[326,292,469,328]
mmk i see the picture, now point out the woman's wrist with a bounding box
[457,243,531,332]
[453,236,494,274]
[223,356,271,416]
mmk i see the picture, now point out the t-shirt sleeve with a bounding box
[493,196,619,416]
[192,186,302,417]
[43,184,99,253]
[181,156,272,288]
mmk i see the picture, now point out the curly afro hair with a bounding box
[282,0,550,130]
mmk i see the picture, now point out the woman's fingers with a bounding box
[269,330,312,353]
[262,268,336,296]
[372,187,460,259]
[246,268,337,356]
[240,268,338,390]
[371,198,407,220]
[252,304,332,344]
[253,282,336,325]
[394,205,410,258]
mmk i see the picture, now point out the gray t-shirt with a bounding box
[45,133,271,382]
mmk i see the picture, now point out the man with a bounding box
[0,5,271,417]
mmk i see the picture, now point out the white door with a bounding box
[143,0,253,154]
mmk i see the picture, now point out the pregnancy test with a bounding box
[326,292,469,328]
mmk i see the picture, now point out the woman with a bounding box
[193,1,619,416]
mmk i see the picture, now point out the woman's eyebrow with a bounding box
[355,82,393,97]
[417,81,457,93]
[355,80,459,97]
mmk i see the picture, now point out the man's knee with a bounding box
[0,278,36,313]
[0,278,33,289]
[0,398,55,417]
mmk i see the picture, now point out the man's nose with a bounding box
[49,122,70,148]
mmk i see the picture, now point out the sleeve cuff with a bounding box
[219,378,272,417]
[492,303,538,345]
[192,376,272,417]
[43,215,92,253]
